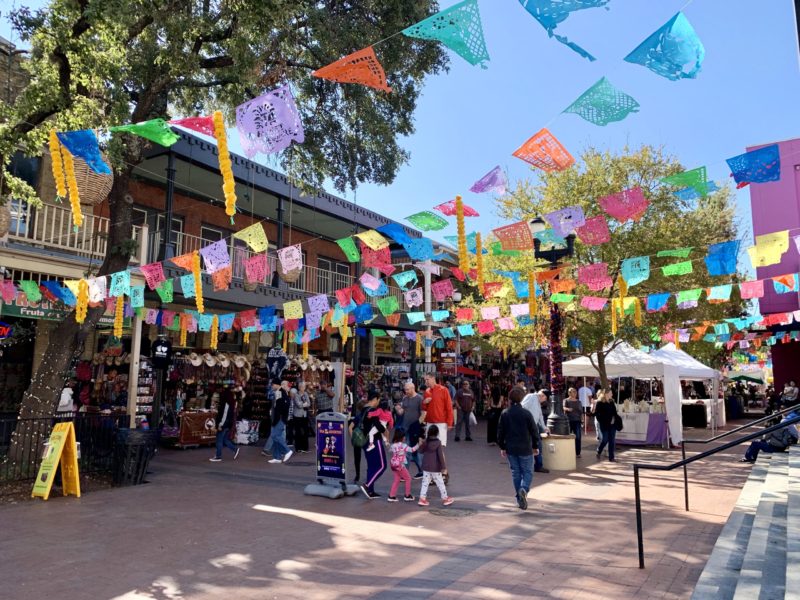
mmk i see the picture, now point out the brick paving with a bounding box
[0,421,752,599]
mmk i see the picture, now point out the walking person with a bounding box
[422,373,454,446]
[417,425,454,507]
[360,393,388,499]
[594,389,618,462]
[387,429,419,502]
[209,388,240,462]
[291,381,311,453]
[521,389,550,473]
[486,385,503,446]
[396,382,425,479]
[454,380,475,442]
[497,387,540,510]
[348,399,367,483]
[286,383,296,448]
[267,379,293,464]
[563,387,584,457]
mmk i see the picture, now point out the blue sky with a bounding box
[4,0,800,262]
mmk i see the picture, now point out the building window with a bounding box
[317,257,350,295]
[200,225,225,244]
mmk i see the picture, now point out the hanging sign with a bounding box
[31,422,81,500]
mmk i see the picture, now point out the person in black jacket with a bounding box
[497,387,541,510]
[267,379,293,464]
[593,389,618,462]
[360,393,388,499]
[209,388,240,462]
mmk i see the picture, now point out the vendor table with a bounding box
[616,412,669,446]
[176,411,217,448]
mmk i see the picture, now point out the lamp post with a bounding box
[530,217,576,436]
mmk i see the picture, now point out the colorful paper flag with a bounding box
[434,199,479,217]
[277,244,303,274]
[56,129,112,174]
[543,205,585,237]
[620,256,650,286]
[726,144,781,186]
[578,263,613,291]
[211,265,232,291]
[392,270,418,290]
[481,306,501,320]
[575,215,610,245]
[580,296,608,311]
[563,77,640,126]
[404,288,424,308]
[657,247,692,258]
[233,223,269,252]
[405,211,449,231]
[645,292,670,312]
[470,165,507,195]
[235,84,304,158]
[773,274,799,294]
[140,263,166,290]
[707,284,733,302]
[705,240,739,276]
[284,300,304,320]
[517,0,609,61]
[312,46,391,92]
[597,187,649,222]
[155,279,174,302]
[476,319,495,334]
[512,128,575,172]
[244,254,268,284]
[376,223,414,245]
[493,221,534,251]
[109,271,131,297]
[662,261,693,276]
[200,239,231,274]
[431,278,454,302]
[624,12,705,80]
[109,119,179,147]
[457,324,474,336]
[377,296,399,316]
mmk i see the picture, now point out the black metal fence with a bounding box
[0,412,130,484]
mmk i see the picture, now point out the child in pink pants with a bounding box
[388,429,418,502]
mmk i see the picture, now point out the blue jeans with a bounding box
[597,426,616,460]
[269,420,290,460]
[507,454,534,494]
[534,438,543,470]
[404,423,423,474]
[569,420,582,456]
[745,440,778,461]
[215,428,237,458]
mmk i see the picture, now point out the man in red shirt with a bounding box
[423,373,454,446]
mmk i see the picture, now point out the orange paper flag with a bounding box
[312,46,392,93]
[170,253,195,271]
[512,128,575,172]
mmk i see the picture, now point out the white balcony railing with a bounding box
[6,200,146,264]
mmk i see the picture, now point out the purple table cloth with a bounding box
[616,413,669,446]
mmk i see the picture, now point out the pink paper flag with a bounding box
[359,272,383,291]
[140,263,166,290]
[597,187,649,222]
[581,296,609,311]
[434,199,479,217]
[277,244,303,274]
[497,317,516,330]
[335,287,352,307]
[578,263,613,291]
[576,215,611,246]
[360,243,395,276]
[451,267,466,282]
[431,278,454,302]
[456,308,474,321]
[739,280,764,299]
[404,288,424,308]
[481,306,501,320]
[509,303,529,317]
[145,308,159,324]
[492,221,533,251]
[476,319,495,334]
[244,254,268,284]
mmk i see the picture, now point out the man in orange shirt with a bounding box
[423,373,454,446]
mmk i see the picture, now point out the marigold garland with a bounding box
[302,339,309,359]
[191,251,204,313]
[415,332,422,358]
[674,330,680,350]
[633,298,642,327]
[475,232,484,289]
[243,331,250,345]
[212,111,237,222]
[62,148,83,229]
[113,294,124,338]
[610,298,619,336]
[75,279,89,324]
[528,272,536,317]
[180,325,187,347]
[455,195,468,273]
[49,129,67,198]
[210,315,219,350]
[282,329,288,352]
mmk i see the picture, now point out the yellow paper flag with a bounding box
[354,230,389,250]
[63,280,81,297]
[752,230,789,267]
[283,299,304,320]
[233,222,269,252]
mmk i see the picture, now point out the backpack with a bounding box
[390,446,405,470]
[350,409,368,448]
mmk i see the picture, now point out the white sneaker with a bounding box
[268,458,282,464]
[282,450,294,463]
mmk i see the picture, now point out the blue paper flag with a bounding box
[406,311,426,325]
[376,222,414,245]
[440,327,456,339]
[56,130,112,174]
[402,238,444,261]
[673,181,719,200]
[773,274,799,294]
[645,293,670,312]
[516,315,534,327]
[197,314,214,332]
[494,269,540,298]
[705,240,739,276]
[620,256,650,287]
[179,274,195,298]
[363,280,389,297]
[431,310,450,321]
[703,334,716,342]
[708,284,733,301]
[392,270,418,290]
[457,324,475,336]
[219,313,236,331]
[624,12,705,81]
[444,232,487,254]
[354,303,374,323]
[517,0,610,61]
[726,144,781,185]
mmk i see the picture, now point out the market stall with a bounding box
[563,342,682,445]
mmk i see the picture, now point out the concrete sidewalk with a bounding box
[0,421,751,599]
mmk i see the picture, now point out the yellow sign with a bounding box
[31,422,81,500]
[374,337,394,354]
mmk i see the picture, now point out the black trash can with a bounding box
[113,428,157,486]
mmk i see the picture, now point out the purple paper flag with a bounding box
[199,239,231,274]
[469,166,507,195]
[543,205,585,237]
[235,84,304,158]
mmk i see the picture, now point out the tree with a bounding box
[0,0,447,471]
[465,145,744,387]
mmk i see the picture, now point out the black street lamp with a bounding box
[530,217,576,436]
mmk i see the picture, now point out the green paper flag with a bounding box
[563,76,640,126]
[371,329,388,337]
[657,247,693,258]
[661,261,693,276]
[336,237,361,262]
[110,118,180,147]
[377,296,399,316]
[677,288,703,303]
[17,280,42,303]
[490,241,522,256]
[155,279,174,303]
[661,166,708,197]
[550,293,576,303]
[405,211,449,231]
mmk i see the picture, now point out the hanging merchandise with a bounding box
[470,165,508,195]
[512,128,575,172]
[401,0,490,68]
[75,279,89,324]
[516,0,609,61]
[624,12,705,80]
[563,77,640,126]
[212,111,237,222]
[235,84,305,158]
[312,46,392,93]
[456,196,469,273]
[109,119,180,146]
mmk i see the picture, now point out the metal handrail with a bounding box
[678,403,800,512]
[633,412,800,569]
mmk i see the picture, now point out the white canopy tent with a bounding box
[651,343,723,431]
[563,342,684,443]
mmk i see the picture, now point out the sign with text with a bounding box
[0,296,127,328]
[316,413,347,482]
[31,422,81,501]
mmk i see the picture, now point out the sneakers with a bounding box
[413,472,424,479]
[387,496,399,503]
[360,485,380,500]
[442,497,455,506]
[534,467,550,474]
[517,488,528,511]
[740,458,756,463]
[234,448,240,460]
[268,458,282,464]
[465,437,473,442]
[418,497,430,507]
[209,457,222,462]
[404,495,415,502]
[260,450,271,458]
[282,450,293,463]
[454,437,461,442]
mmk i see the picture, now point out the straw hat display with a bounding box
[233,354,249,369]
[203,353,217,367]
[188,352,203,367]
[218,354,231,368]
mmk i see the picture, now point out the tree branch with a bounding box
[199,55,234,69]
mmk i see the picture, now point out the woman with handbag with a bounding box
[593,389,619,462]
[348,399,368,483]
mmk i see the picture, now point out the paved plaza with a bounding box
[1,422,751,600]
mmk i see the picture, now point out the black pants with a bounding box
[292,418,308,452]
[364,441,387,493]
[352,443,363,481]
[569,420,582,456]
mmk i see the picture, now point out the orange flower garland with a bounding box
[75,279,89,324]
[180,325,187,347]
[210,315,219,350]
[212,111,237,222]
[455,195,468,274]
[191,251,204,313]
[113,294,124,338]
[302,340,309,359]
[528,272,536,318]
[62,148,83,229]
[48,129,67,198]
[282,329,288,353]
[415,332,422,358]
[243,331,250,345]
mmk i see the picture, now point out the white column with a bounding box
[127,315,143,428]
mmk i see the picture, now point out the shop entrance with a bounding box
[0,317,36,415]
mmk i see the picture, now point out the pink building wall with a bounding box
[747,137,800,314]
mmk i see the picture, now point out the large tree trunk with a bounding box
[597,351,609,391]
[5,170,135,476]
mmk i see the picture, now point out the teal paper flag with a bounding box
[624,12,705,80]
[620,256,650,287]
[564,77,640,126]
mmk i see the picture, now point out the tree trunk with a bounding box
[597,351,609,391]
[5,170,135,476]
